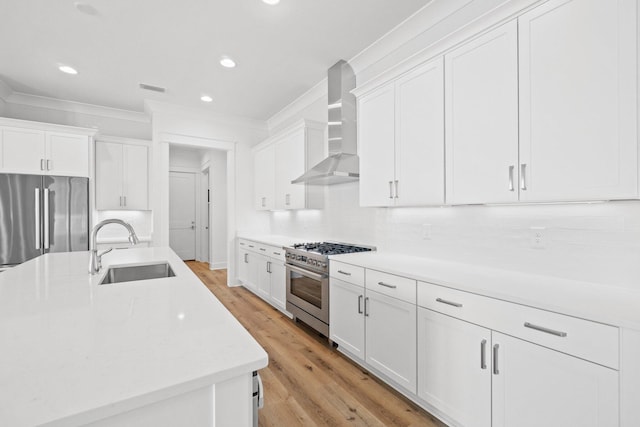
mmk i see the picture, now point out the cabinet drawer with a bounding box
[256,243,285,261]
[366,269,416,304]
[330,261,365,286]
[418,281,619,369]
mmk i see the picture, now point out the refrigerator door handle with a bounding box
[35,188,41,249]
[44,188,50,250]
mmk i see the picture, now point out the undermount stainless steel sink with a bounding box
[99,262,176,285]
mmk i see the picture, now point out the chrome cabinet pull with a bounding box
[43,189,50,249]
[480,339,487,370]
[248,245,254,248]
[34,188,41,249]
[123,196,127,207]
[273,251,281,256]
[508,165,514,191]
[285,194,290,205]
[377,281,397,289]
[520,164,527,190]
[259,248,266,251]
[524,322,567,337]
[267,261,271,273]
[244,253,248,263]
[119,196,122,207]
[436,297,463,308]
[337,270,351,276]
[394,180,399,199]
[358,295,363,314]
[47,159,52,171]
[364,297,370,317]
[388,181,393,199]
[40,159,45,171]
[493,344,500,375]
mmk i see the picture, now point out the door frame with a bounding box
[158,133,236,285]
[169,167,200,261]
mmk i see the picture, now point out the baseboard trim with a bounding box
[209,262,227,271]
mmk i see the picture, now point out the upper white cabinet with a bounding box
[358,58,445,207]
[95,139,149,210]
[253,145,275,210]
[517,0,637,202]
[252,119,324,210]
[0,119,93,177]
[445,21,520,204]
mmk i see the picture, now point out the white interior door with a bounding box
[169,171,197,260]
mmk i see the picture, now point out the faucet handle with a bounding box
[98,247,113,257]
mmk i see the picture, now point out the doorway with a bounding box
[169,171,197,260]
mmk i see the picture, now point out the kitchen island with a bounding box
[0,247,267,427]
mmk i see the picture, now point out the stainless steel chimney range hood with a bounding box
[292,60,359,185]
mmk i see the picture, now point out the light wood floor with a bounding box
[186,261,446,427]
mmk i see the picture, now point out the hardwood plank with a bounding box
[186,261,447,427]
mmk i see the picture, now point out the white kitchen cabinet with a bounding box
[253,145,275,210]
[417,308,492,427]
[365,289,417,393]
[445,20,519,204]
[0,124,91,177]
[358,58,445,207]
[95,140,149,210]
[237,239,288,314]
[330,265,417,394]
[252,119,324,211]
[492,332,619,427]
[517,0,637,202]
[329,278,366,361]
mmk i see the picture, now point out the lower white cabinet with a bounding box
[329,278,365,361]
[330,274,417,394]
[237,239,288,315]
[417,308,492,427]
[492,332,618,427]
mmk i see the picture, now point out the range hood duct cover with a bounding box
[292,60,358,185]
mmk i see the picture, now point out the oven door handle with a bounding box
[286,264,327,281]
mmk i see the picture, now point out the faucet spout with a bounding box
[89,219,139,274]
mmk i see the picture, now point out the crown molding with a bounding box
[266,78,328,132]
[1,88,150,123]
[145,99,268,132]
[0,79,13,100]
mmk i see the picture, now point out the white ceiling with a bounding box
[0,0,431,120]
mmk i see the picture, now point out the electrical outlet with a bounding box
[422,224,432,240]
[530,227,546,249]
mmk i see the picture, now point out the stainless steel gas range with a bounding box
[285,242,375,337]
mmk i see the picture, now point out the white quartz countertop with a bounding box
[0,247,268,427]
[330,251,640,331]
[236,234,301,248]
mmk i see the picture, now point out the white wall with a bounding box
[170,146,204,169]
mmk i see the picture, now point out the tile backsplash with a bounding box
[271,182,640,289]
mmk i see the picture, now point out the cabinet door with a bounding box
[242,252,259,293]
[46,133,89,177]
[358,83,395,207]
[492,332,619,427]
[237,249,250,285]
[123,144,148,210]
[445,21,519,204]
[1,127,46,174]
[417,308,491,427]
[269,260,287,311]
[329,278,365,362]
[365,290,417,393]
[275,130,306,210]
[518,0,637,201]
[254,146,275,210]
[95,142,124,210]
[256,255,271,300]
[395,58,445,206]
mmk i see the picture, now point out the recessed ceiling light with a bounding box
[220,56,236,68]
[74,2,98,15]
[201,95,213,103]
[262,0,280,4]
[58,65,78,75]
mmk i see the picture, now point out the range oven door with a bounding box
[286,263,329,324]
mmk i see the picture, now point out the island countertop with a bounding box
[0,247,268,427]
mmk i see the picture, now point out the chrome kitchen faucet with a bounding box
[89,219,139,274]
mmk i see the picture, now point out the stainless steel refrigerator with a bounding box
[0,173,89,267]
